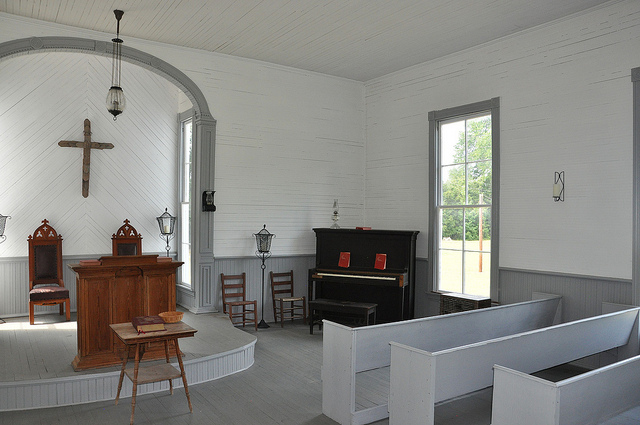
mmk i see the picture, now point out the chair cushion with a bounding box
[34,245,59,280]
[29,285,69,301]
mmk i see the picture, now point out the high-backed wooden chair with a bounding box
[270,270,306,327]
[220,273,258,330]
[28,219,70,325]
[112,219,142,256]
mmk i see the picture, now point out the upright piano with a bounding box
[308,228,419,323]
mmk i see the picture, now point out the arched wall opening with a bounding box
[0,36,217,313]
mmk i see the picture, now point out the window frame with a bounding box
[632,67,640,305]
[428,98,500,301]
[178,109,194,289]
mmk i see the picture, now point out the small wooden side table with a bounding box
[110,321,197,424]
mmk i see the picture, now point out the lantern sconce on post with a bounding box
[253,224,275,329]
[156,208,176,257]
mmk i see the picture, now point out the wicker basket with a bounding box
[158,311,184,323]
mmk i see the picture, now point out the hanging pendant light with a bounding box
[106,10,125,120]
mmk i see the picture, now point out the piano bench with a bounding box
[308,298,377,334]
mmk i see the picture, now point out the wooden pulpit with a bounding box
[69,255,183,370]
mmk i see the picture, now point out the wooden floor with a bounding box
[2,313,640,425]
[0,311,255,381]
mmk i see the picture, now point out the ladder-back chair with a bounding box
[270,270,306,327]
[112,219,142,256]
[28,219,70,325]
[221,273,258,330]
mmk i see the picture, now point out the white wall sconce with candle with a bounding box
[553,171,565,202]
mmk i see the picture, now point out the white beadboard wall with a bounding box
[0,12,366,259]
[1,2,637,322]
[0,13,365,317]
[365,0,639,284]
[0,51,180,257]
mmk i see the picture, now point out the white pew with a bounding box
[321,295,561,425]
[492,354,640,425]
[388,308,640,425]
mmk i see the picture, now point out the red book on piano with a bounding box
[374,253,387,270]
[338,252,351,268]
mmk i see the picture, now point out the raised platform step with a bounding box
[0,312,256,411]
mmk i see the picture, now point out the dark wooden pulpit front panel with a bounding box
[70,255,182,370]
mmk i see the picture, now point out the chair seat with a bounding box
[270,270,306,327]
[29,285,70,301]
[221,272,258,330]
[276,296,305,303]
[226,300,256,307]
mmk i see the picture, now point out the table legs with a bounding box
[174,338,192,412]
[115,345,131,405]
[114,343,141,425]
[130,343,141,425]
[114,339,192,423]
[164,340,173,395]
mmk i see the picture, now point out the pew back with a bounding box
[492,354,640,425]
[388,308,640,425]
[322,295,561,425]
[354,296,561,372]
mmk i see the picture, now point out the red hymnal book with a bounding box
[79,259,101,266]
[338,252,351,268]
[132,315,165,334]
[356,226,371,230]
[374,253,387,270]
[157,256,172,263]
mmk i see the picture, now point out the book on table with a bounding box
[132,315,166,333]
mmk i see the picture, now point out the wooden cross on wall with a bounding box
[58,119,114,198]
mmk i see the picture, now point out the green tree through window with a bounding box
[438,114,492,297]
[441,117,491,240]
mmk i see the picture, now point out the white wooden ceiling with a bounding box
[0,0,613,81]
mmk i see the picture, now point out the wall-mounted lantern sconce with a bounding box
[202,191,216,212]
[0,213,11,244]
[553,171,564,202]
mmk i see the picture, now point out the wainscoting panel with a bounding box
[206,255,316,322]
[0,257,79,318]
[5,253,424,322]
[0,259,29,316]
[499,268,632,323]
[413,257,430,317]
[0,254,168,318]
